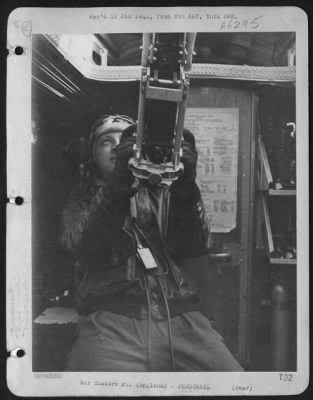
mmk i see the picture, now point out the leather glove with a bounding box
[170,129,200,203]
[114,123,137,181]
[174,129,198,188]
[112,123,137,199]
[180,129,198,183]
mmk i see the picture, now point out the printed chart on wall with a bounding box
[185,108,239,233]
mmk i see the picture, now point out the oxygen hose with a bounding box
[143,268,176,372]
[157,276,176,372]
[149,185,176,371]
[132,186,176,371]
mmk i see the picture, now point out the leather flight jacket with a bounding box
[60,176,211,318]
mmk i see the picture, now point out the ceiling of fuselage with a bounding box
[31,32,295,132]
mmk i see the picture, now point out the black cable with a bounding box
[143,274,152,372]
[157,276,176,372]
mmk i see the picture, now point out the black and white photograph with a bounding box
[6,6,309,396]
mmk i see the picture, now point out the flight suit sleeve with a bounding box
[167,182,213,259]
[60,181,130,261]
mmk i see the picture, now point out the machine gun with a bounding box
[129,33,196,186]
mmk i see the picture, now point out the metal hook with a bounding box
[286,122,296,138]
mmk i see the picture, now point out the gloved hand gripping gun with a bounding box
[129,33,197,186]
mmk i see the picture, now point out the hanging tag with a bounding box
[137,247,158,270]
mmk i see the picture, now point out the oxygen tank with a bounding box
[271,283,291,371]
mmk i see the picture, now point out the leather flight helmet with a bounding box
[89,114,135,143]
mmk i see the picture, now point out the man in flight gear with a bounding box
[60,114,243,372]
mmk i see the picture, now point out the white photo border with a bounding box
[6,6,309,396]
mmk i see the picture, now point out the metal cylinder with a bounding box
[141,33,152,67]
[185,33,197,71]
[271,283,291,371]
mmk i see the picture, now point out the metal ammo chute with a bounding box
[129,33,197,186]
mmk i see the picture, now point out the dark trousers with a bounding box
[65,310,243,372]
